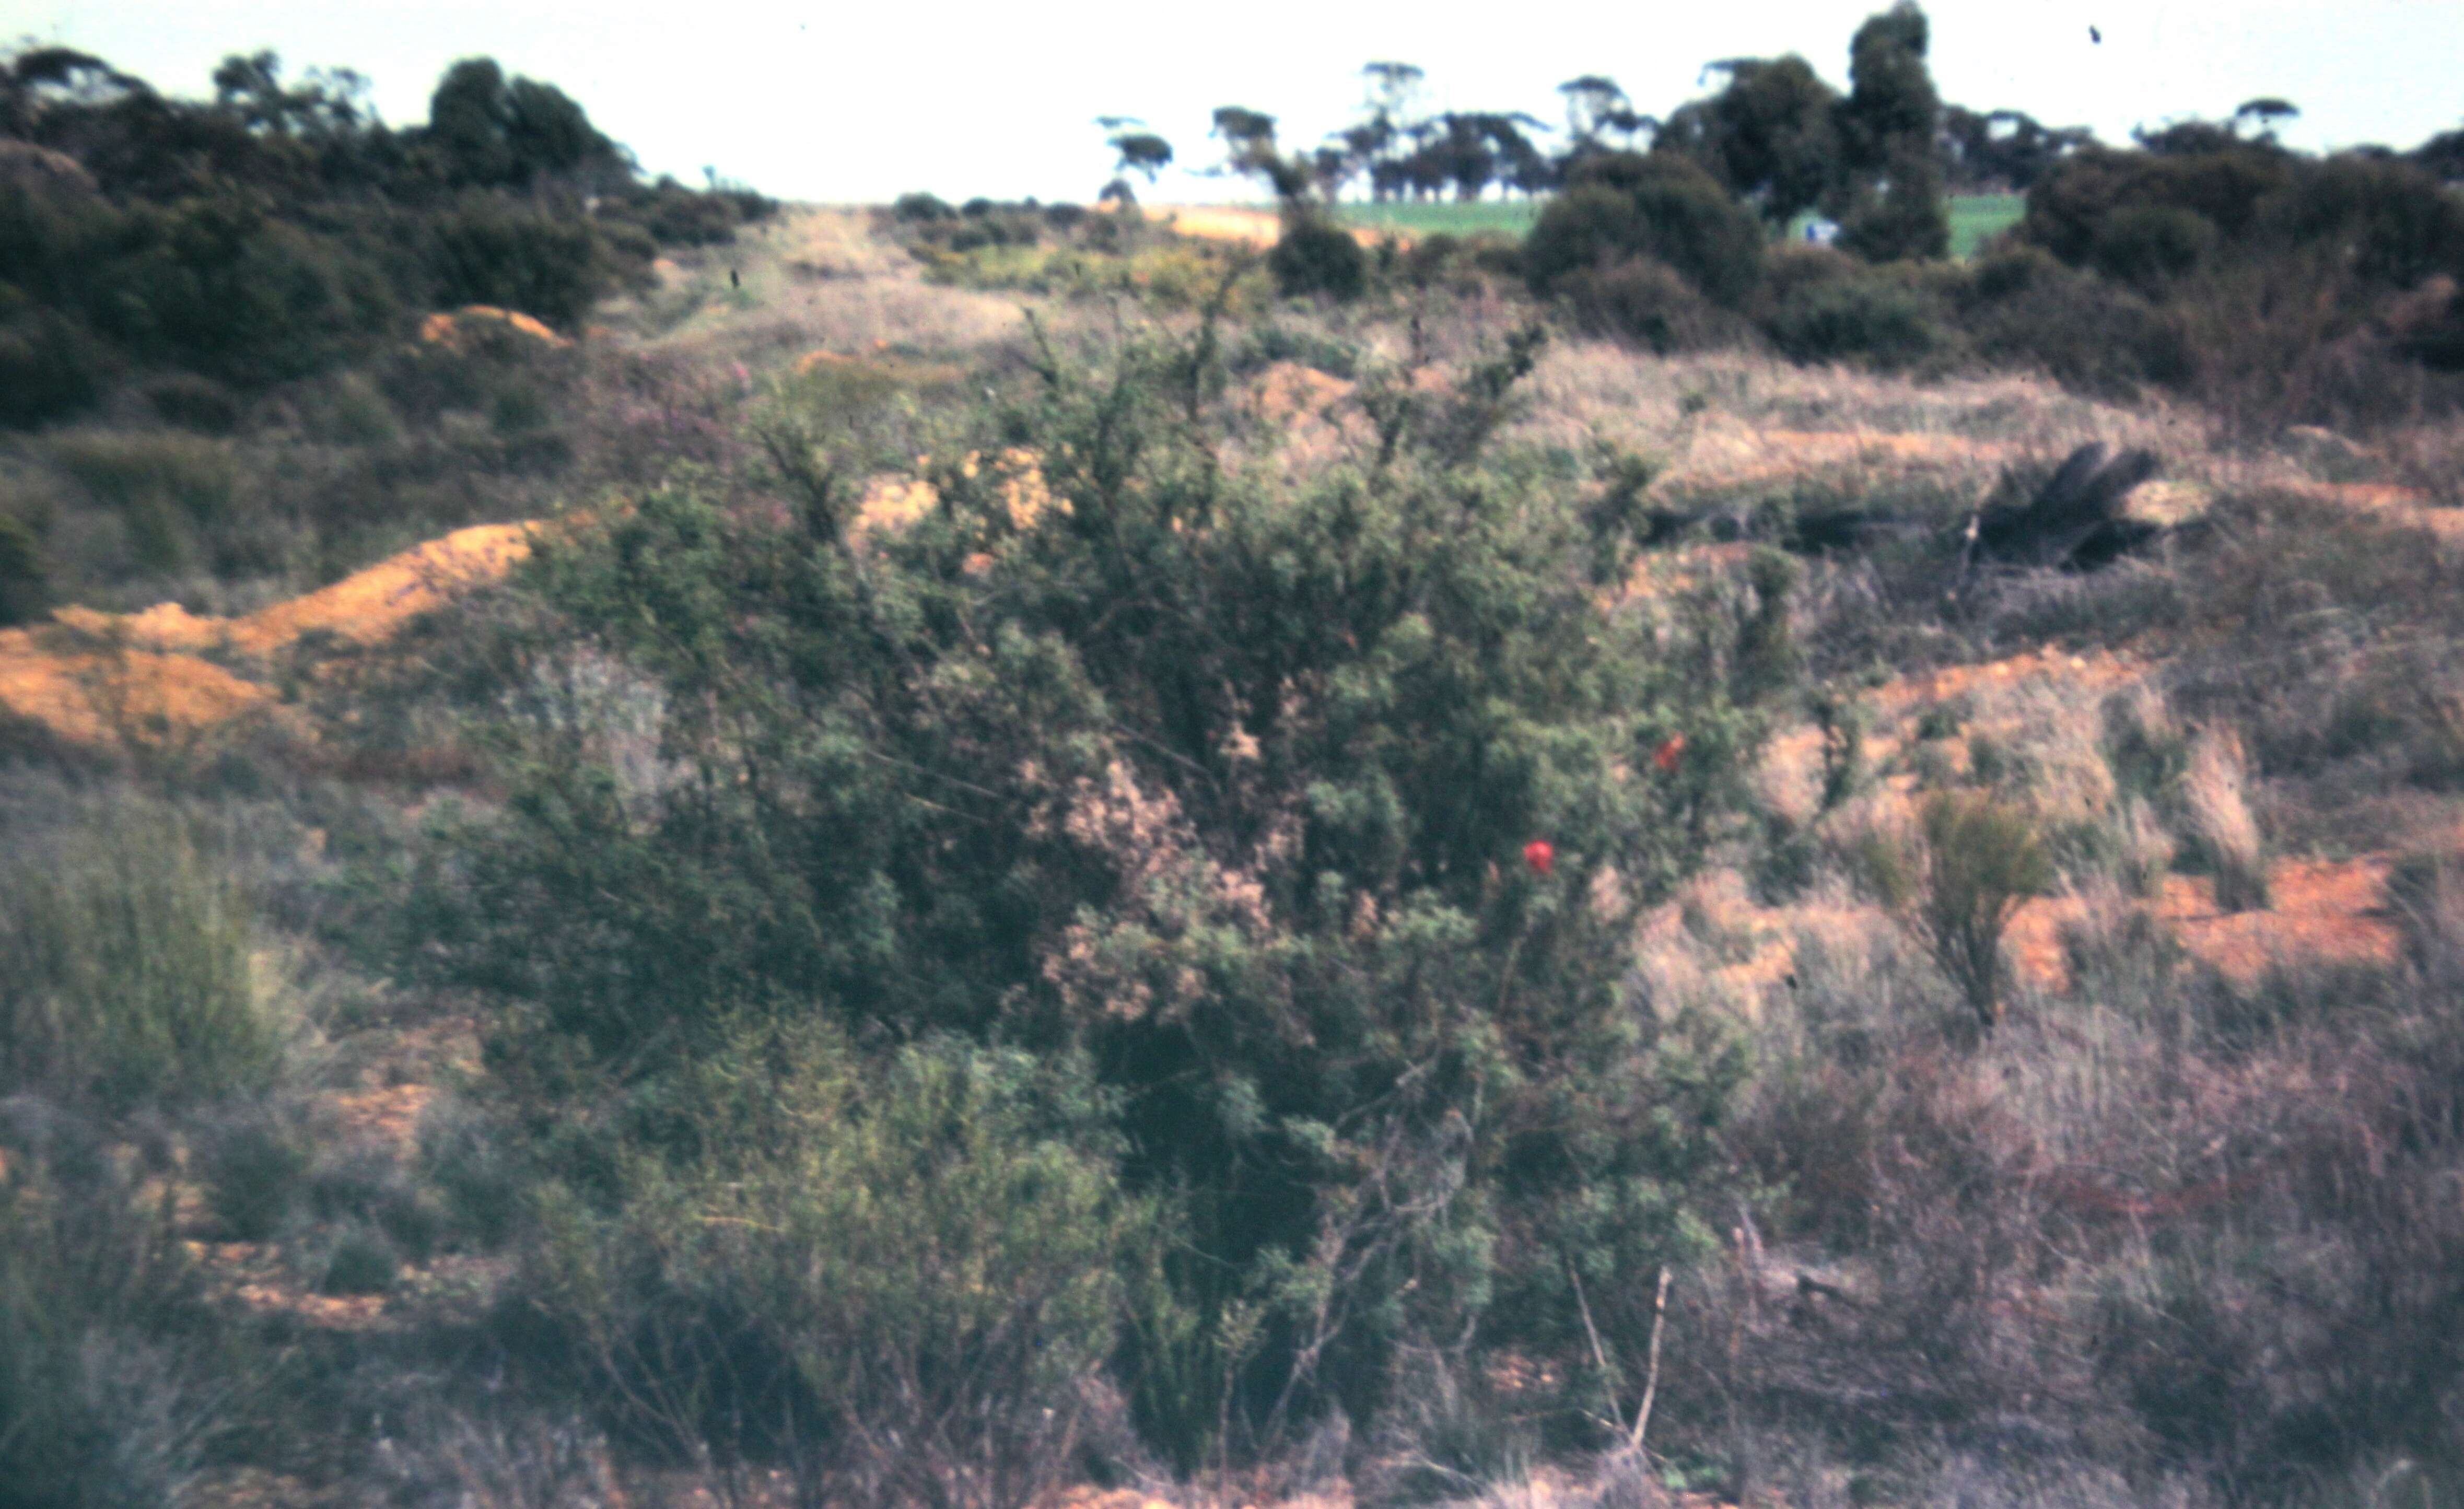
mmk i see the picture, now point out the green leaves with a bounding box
[423,314,1788,1468]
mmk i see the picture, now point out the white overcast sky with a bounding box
[5,1,2458,204]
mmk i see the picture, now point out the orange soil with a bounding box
[417,304,569,352]
[2007,856,2402,992]
[1686,641,2414,1004]
[0,522,538,746]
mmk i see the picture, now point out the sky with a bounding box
[5,0,2460,204]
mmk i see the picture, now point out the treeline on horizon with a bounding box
[0,44,772,428]
[992,1,2463,433]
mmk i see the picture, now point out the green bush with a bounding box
[2089,203,2215,288]
[0,804,282,1112]
[425,191,611,331]
[1907,790,2050,1032]
[90,198,399,385]
[45,428,244,575]
[1758,251,1953,369]
[0,303,106,427]
[200,1112,311,1242]
[1269,214,1367,301]
[522,1026,1145,1503]
[0,511,47,626]
[143,373,242,435]
[414,321,1763,1468]
[1528,153,1765,309]
[1554,255,1737,354]
[1955,245,2193,396]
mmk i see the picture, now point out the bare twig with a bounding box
[1629,1266,1671,1455]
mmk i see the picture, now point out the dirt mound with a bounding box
[417,305,569,352]
[0,522,538,747]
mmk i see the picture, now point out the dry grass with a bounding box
[2185,725,2269,913]
[601,206,1029,366]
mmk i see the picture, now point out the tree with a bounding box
[1212,105,1317,205]
[1559,75,1642,158]
[2232,97,2299,143]
[1942,106,2093,192]
[425,56,629,190]
[1661,55,1840,229]
[1831,1,1949,260]
[2412,124,2464,184]
[211,51,369,139]
[1096,116,1173,204]
[1527,151,1766,308]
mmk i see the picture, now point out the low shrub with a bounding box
[0,511,47,625]
[45,427,249,575]
[1554,256,1737,354]
[0,803,282,1112]
[1907,789,2051,1031]
[425,191,612,332]
[0,304,107,427]
[1758,251,1954,370]
[142,372,242,435]
[519,1025,1149,1505]
[0,1120,234,1509]
[1527,154,1764,310]
[1269,214,1367,301]
[199,1110,312,1242]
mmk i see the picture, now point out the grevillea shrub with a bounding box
[411,319,1783,1474]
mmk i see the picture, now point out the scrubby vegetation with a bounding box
[10,10,2464,1509]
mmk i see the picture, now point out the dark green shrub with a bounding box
[1955,245,2194,396]
[45,428,246,574]
[426,191,609,331]
[89,199,399,385]
[1836,141,1951,263]
[605,175,754,248]
[0,511,46,626]
[415,323,1764,1469]
[421,1097,530,1248]
[1555,255,1737,353]
[317,1223,400,1295]
[0,804,282,1112]
[1528,153,1764,308]
[2265,152,2464,291]
[143,372,241,434]
[1760,253,1953,369]
[1270,215,1367,300]
[0,304,106,426]
[200,1113,311,1242]
[892,191,956,223]
[2089,204,2215,288]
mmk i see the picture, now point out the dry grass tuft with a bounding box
[2185,726,2269,913]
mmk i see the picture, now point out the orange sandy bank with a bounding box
[0,521,539,745]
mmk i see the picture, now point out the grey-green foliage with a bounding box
[413,319,1770,1470]
[1911,789,2051,1031]
[0,803,281,1112]
[0,1131,230,1509]
[524,1024,1145,1507]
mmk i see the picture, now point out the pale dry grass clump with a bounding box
[1510,337,2199,467]
[2185,725,2269,913]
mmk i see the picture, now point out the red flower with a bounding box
[1653,734,1687,774]
[1523,839,1555,876]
